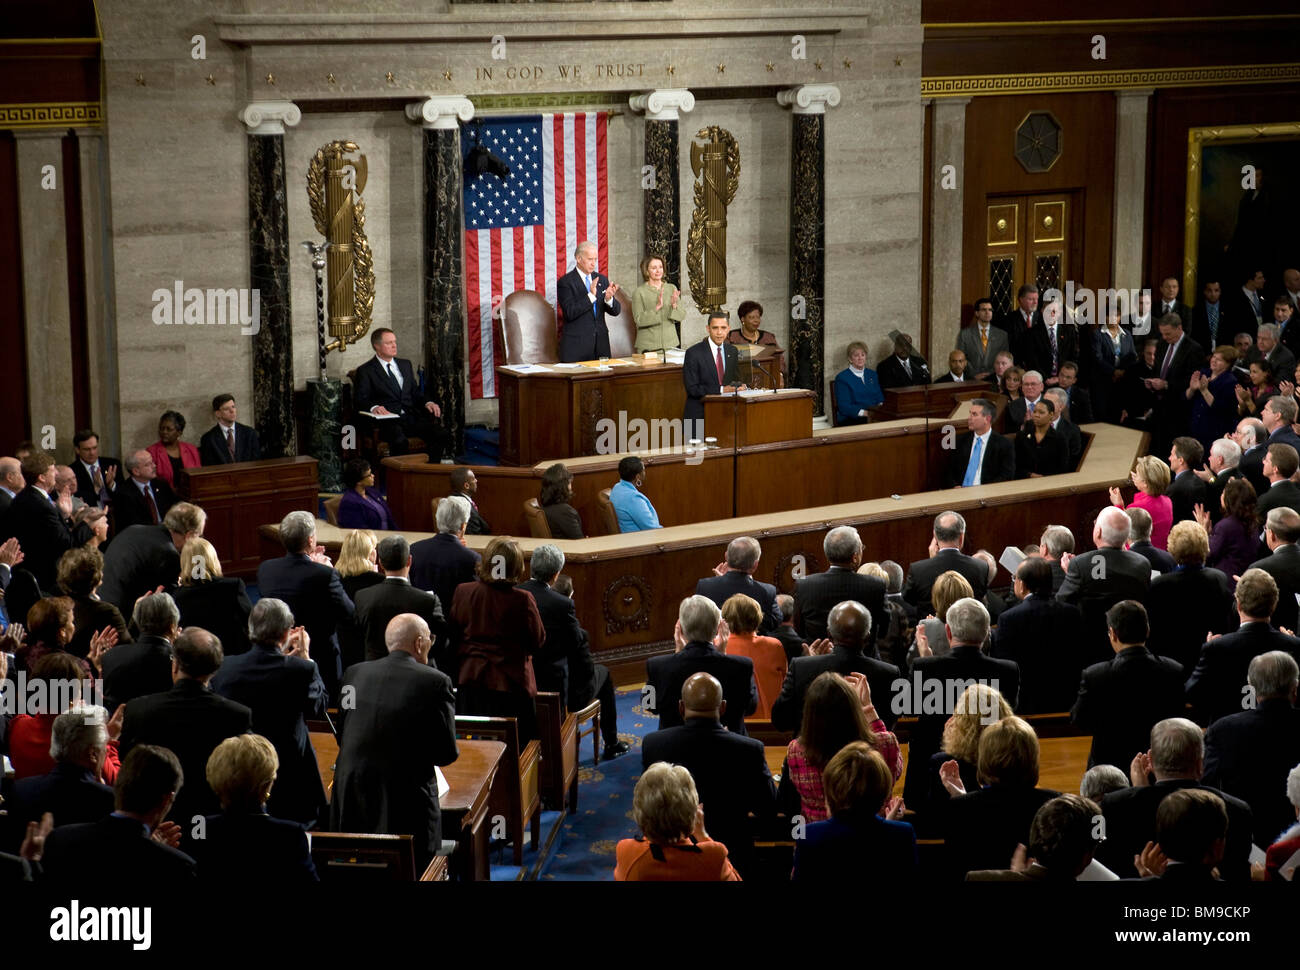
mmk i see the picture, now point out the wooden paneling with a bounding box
[960,93,1114,316]
[0,133,30,452]
[702,390,814,448]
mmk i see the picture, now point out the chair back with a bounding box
[596,488,618,535]
[524,498,552,538]
[324,495,343,526]
[607,312,637,358]
[829,380,841,427]
[430,496,441,524]
[499,290,559,364]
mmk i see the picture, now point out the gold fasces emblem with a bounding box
[687,126,740,315]
[306,141,375,351]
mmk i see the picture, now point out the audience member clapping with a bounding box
[615,762,740,881]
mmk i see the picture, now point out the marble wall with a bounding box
[99,0,922,447]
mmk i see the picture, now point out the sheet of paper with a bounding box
[999,545,1027,575]
[550,362,584,369]
[501,363,550,374]
[435,765,450,798]
[365,410,401,420]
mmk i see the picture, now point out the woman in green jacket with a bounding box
[631,254,686,353]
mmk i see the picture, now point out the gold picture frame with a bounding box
[1183,121,1300,299]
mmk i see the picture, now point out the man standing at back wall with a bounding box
[557,240,622,362]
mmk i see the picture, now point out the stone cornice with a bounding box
[238,100,302,135]
[405,95,475,129]
[628,89,695,121]
[776,84,841,114]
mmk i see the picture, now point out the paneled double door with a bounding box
[984,192,1079,314]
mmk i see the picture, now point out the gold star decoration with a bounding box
[766,62,775,72]
[716,62,725,73]
[442,69,453,81]
[205,74,215,85]
[894,56,903,67]
[326,73,336,84]
[843,58,852,69]
[134,74,146,86]
[666,64,676,76]
[385,71,396,83]
[265,73,275,85]
[814,59,824,71]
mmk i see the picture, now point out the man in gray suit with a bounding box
[956,297,1011,381]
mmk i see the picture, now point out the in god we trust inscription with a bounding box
[474,63,646,83]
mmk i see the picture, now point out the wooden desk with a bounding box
[179,457,319,578]
[876,382,993,421]
[441,739,506,882]
[495,358,688,466]
[702,389,815,448]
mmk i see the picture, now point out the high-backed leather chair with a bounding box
[606,312,637,358]
[523,498,552,538]
[596,488,619,535]
[324,495,343,526]
[498,290,559,365]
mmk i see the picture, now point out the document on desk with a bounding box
[364,410,401,420]
[737,388,779,398]
[501,363,550,374]
[550,362,584,369]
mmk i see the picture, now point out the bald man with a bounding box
[641,672,775,878]
[112,450,178,531]
[330,613,459,871]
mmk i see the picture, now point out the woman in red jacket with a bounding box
[146,410,202,489]
[450,537,545,742]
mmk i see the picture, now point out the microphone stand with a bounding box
[731,379,740,519]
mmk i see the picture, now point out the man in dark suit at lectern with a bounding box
[556,240,623,362]
[683,311,745,426]
[352,328,448,461]
[199,394,262,465]
[876,333,931,389]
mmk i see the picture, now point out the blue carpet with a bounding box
[538,686,651,881]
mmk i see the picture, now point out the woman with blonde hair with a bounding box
[170,536,253,655]
[615,761,740,881]
[183,734,318,883]
[779,671,902,823]
[921,683,1013,815]
[333,529,382,670]
[911,569,975,662]
[721,593,786,719]
[1110,454,1173,549]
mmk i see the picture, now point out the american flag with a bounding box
[463,113,610,398]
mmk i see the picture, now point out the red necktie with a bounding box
[226,427,235,459]
[145,486,160,523]
[715,345,725,385]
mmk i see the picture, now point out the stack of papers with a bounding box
[501,363,550,374]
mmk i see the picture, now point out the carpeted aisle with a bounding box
[537,686,652,881]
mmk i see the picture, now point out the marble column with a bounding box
[1113,89,1154,294]
[76,128,122,456]
[408,95,475,461]
[14,130,76,449]
[239,101,301,461]
[629,89,694,285]
[778,85,840,414]
[929,97,970,359]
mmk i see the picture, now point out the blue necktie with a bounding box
[1208,303,1218,344]
[587,275,598,318]
[962,435,984,487]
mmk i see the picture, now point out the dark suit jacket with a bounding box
[210,642,329,826]
[944,785,1059,879]
[876,354,931,389]
[354,577,446,663]
[100,634,174,712]
[1154,335,1208,422]
[330,650,458,862]
[682,337,740,423]
[1223,287,1263,343]
[1145,566,1236,673]
[410,532,482,646]
[902,549,989,618]
[695,570,782,635]
[1239,441,1269,496]
[518,577,585,701]
[1071,646,1187,771]
[7,486,93,591]
[793,566,887,648]
[1256,478,1300,518]
[641,718,776,875]
[99,523,180,619]
[1091,327,1138,421]
[543,503,584,539]
[793,813,918,883]
[1265,344,1298,387]
[1189,301,1226,354]
[1051,418,1083,471]
[111,478,178,532]
[199,422,262,465]
[5,761,115,832]
[71,457,121,510]
[989,594,1084,713]
[170,578,253,656]
[1014,320,1079,379]
[1247,544,1300,633]
[456,497,491,536]
[1063,384,1093,424]
[352,355,430,417]
[1156,300,1193,330]
[998,307,1042,335]
[771,644,902,733]
[1185,621,1300,725]
[1099,780,1254,882]
[1056,547,1152,660]
[646,642,756,735]
[1170,465,1206,522]
[557,268,622,362]
[905,645,1020,803]
[118,678,252,825]
[1128,540,1176,575]
[185,809,317,884]
[42,814,196,887]
[942,432,1016,489]
[256,553,354,696]
[1203,698,1300,846]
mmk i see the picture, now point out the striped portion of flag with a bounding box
[463,112,609,399]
